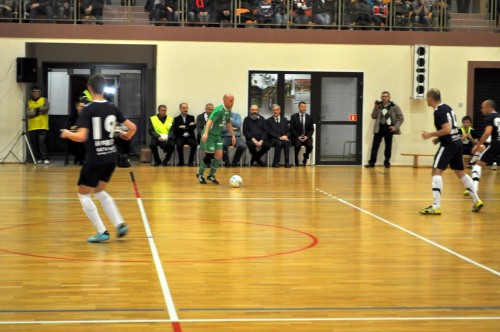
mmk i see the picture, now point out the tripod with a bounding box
[0,122,37,165]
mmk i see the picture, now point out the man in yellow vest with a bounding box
[149,104,176,166]
[26,86,50,164]
[80,89,93,104]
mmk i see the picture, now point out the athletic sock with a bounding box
[208,158,221,176]
[471,165,482,194]
[78,193,106,234]
[198,161,208,176]
[432,175,443,209]
[461,174,479,203]
[94,191,124,228]
[470,153,480,163]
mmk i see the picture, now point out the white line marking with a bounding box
[134,193,179,321]
[2,316,500,325]
[316,188,500,277]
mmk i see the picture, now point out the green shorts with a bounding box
[200,134,223,153]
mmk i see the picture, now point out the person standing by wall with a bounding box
[26,85,50,165]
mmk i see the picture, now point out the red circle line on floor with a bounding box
[0,219,318,263]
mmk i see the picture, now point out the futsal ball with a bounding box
[230,175,242,187]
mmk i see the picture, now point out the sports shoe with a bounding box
[419,206,442,215]
[492,162,498,170]
[87,231,110,243]
[36,159,43,164]
[196,173,207,184]
[43,160,50,164]
[472,200,484,213]
[462,190,470,197]
[207,175,219,184]
[116,223,129,238]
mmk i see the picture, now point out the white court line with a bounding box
[133,187,179,322]
[316,188,500,277]
[2,316,500,325]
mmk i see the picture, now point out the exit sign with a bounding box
[349,114,357,121]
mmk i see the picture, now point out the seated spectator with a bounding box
[271,0,285,27]
[188,0,213,26]
[172,103,197,167]
[430,0,449,31]
[213,0,232,26]
[392,0,409,30]
[152,0,179,26]
[256,0,273,27]
[372,0,387,27]
[351,0,373,29]
[80,0,104,24]
[0,0,17,22]
[238,0,259,25]
[27,0,55,23]
[411,0,431,31]
[149,104,175,167]
[460,115,485,168]
[311,0,335,27]
[243,105,270,167]
[196,103,214,143]
[293,0,312,27]
[266,104,291,168]
[55,0,74,23]
[222,111,246,167]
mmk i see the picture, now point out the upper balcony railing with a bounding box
[0,0,498,33]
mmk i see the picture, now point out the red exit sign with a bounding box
[349,114,357,121]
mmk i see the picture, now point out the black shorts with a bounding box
[77,162,116,187]
[462,144,473,155]
[433,142,464,171]
[478,143,500,164]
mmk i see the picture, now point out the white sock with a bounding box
[471,165,482,194]
[461,174,479,203]
[470,153,480,163]
[78,193,106,234]
[432,175,443,209]
[94,191,124,228]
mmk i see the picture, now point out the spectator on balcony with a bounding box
[271,0,285,27]
[293,0,312,27]
[256,0,274,26]
[27,0,55,23]
[392,0,410,30]
[153,0,180,26]
[188,0,213,25]
[80,0,104,24]
[351,0,373,29]
[213,0,232,26]
[55,0,74,23]
[0,0,17,21]
[311,0,335,26]
[430,0,450,30]
[412,0,431,30]
[372,0,387,27]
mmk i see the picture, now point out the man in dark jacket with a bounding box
[172,103,197,167]
[188,0,213,25]
[243,105,270,167]
[266,104,291,168]
[27,0,55,23]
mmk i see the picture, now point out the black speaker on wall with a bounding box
[16,57,37,83]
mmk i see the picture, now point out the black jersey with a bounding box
[76,100,126,165]
[484,111,500,143]
[434,103,461,144]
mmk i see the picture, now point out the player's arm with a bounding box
[474,126,492,149]
[60,127,89,142]
[422,122,451,140]
[201,119,214,143]
[120,119,137,140]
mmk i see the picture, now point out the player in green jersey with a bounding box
[197,93,236,184]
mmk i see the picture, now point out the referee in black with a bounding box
[61,74,137,242]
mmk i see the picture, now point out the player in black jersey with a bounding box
[468,100,500,204]
[420,88,483,215]
[61,74,137,242]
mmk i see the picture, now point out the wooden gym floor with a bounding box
[0,162,499,331]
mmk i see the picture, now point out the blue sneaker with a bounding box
[87,231,110,243]
[116,223,129,238]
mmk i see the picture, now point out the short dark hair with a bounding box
[462,115,472,123]
[427,88,441,102]
[382,91,390,96]
[87,74,106,95]
[31,86,40,92]
[158,104,166,111]
[75,101,84,108]
[298,101,306,107]
[179,103,188,109]
[484,99,496,109]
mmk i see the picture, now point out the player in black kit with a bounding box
[420,88,483,215]
[61,74,137,242]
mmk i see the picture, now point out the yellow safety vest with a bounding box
[461,126,471,143]
[81,90,93,102]
[150,115,173,135]
[27,98,49,131]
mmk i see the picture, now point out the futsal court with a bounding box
[0,162,499,331]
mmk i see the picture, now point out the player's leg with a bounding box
[207,139,223,183]
[420,147,447,215]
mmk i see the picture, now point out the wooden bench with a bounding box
[401,153,471,168]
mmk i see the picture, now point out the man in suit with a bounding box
[173,103,197,167]
[266,104,291,168]
[196,103,214,143]
[290,101,314,166]
[243,105,270,167]
[365,91,404,168]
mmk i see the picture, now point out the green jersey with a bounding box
[204,104,231,137]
